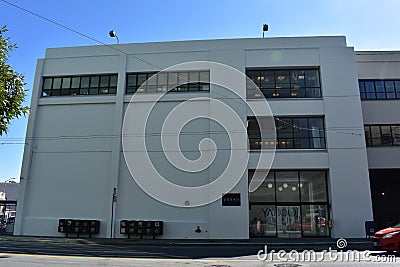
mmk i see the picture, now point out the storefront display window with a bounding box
[249,170,330,237]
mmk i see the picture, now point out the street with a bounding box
[0,239,398,266]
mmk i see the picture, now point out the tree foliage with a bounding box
[0,25,29,135]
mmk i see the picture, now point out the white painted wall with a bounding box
[320,47,373,237]
[15,36,373,238]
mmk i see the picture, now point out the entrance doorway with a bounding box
[249,204,330,238]
[277,205,301,237]
[369,169,400,230]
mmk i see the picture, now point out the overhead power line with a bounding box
[0,142,27,145]
[0,0,366,141]
[355,52,400,56]
[0,0,164,71]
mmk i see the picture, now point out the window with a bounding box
[359,80,400,100]
[249,172,275,202]
[248,117,325,149]
[246,68,321,99]
[300,171,328,202]
[365,125,400,146]
[249,170,330,237]
[126,71,210,94]
[276,171,300,202]
[249,170,328,203]
[42,74,117,97]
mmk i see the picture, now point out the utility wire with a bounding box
[355,52,400,56]
[0,0,165,71]
[1,0,215,99]
[0,142,27,145]
[274,118,363,136]
[0,123,365,143]
[0,0,366,140]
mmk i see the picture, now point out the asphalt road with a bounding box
[0,239,398,266]
[2,240,262,258]
[0,239,377,258]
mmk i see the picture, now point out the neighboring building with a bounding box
[15,36,380,239]
[1,182,19,219]
[356,51,400,230]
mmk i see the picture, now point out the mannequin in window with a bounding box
[257,218,262,235]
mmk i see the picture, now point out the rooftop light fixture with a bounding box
[109,30,119,44]
[262,24,269,38]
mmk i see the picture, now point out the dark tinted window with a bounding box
[248,117,325,149]
[359,80,400,100]
[364,125,400,146]
[126,71,210,94]
[42,74,117,97]
[247,68,321,99]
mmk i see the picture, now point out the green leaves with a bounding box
[0,25,29,135]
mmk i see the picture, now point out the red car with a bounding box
[372,223,400,252]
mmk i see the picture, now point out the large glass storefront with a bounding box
[249,170,330,238]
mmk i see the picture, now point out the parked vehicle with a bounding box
[372,222,400,252]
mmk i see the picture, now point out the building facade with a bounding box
[15,36,377,239]
[356,51,400,230]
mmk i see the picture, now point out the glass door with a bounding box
[277,205,301,238]
[301,205,330,237]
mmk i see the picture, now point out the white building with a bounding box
[15,36,387,239]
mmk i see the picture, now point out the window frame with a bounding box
[247,116,326,150]
[249,170,329,204]
[248,170,330,238]
[125,70,210,94]
[246,68,322,99]
[364,124,400,146]
[359,80,400,100]
[41,74,118,97]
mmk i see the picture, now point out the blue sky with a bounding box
[1,0,399,182]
